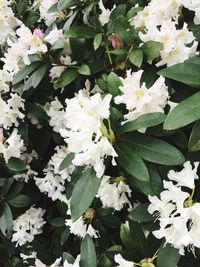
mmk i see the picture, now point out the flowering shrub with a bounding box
[1,0,200,266]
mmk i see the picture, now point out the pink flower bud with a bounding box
[33,28,44,40]
[0,128,4,142]
[108,34,123,49]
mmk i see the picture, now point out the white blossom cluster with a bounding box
[0,0,20,45]
[35,146,74,203]
[131,0,199,66]
[21,252,80,267]
[148,161,200,254]
[12,206,45,246]
[59,89,117,178]
[96,175,132,211]
[115,70,169,124]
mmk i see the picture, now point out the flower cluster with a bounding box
[0,0,199,266]
[149,162,200,254]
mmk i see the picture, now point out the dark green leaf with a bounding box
[28,103,50,121]
[141,41,163,63]
[128,49,143,67]
[0,203,13,237]
[157,244,180,267]
[12,62,41,85]
[158,56,200,86]
[59,153,74,172]
[57,68,78,87]
[30,64,49,88]
[129,203,153,222]
[58,0,80,10]
[120,113,166,133]
[115,142,150,182]
[7,195,32,207]
[6,158,27,174]
[65,26,97,38]
[164,92,200,130]
[123,134,185,165]
[50,217,65,227]
[120,222,147,256]
[107,72,122,97]
[70,168,101,221]
[80,234,97,267]
[188,120,200,151]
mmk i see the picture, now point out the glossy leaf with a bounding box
[115,142,150,182]
[70,168,101,221]
[164,92,200,130]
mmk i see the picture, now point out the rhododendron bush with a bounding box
[1,0,200,266]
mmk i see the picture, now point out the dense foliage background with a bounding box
[0,0,200,266]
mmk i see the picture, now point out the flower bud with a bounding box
[108,34,123,49]
[33,28,44,40]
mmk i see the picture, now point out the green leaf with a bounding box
[123,134,185,165]
[58,0,80,10]
[93,33,102,50]
[12,62,41,85]
[7,195,32,207]
[158,56,200,86]
[28,103,50,121]
[157,244,180,267]
[59,153,74,172]
[78,64,91,75]
[70,168,101,221]
[50,39,65,50]
[47,3,58,13]
[129,203,153,222]
[63,11,78,31]
[120,222,147,256]
[63,252,75,264]
[120,113,166,133]
[128,49,143,67]
[141,41,163,63]
[115,142,150,182]
[0,203,13,237]
[6,157,27,174]
[65,26,97,38]
[57,68,78,87]
[107,72,122,97]
[188,120,200,151]
[164,92,200,130]
[50,217,65,227]
[80,234,97,267]
[30,64,49,88]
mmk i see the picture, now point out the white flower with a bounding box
[12,206,45,246]
[148,161,200,254]
[35,146,74,203]
[96,176,132,211]
[65,210,98,239]
[44,27,64,45]
[114,254,133,267]
[46,98,66,133]
[98,0,115,26]
[0,129,25,162]
[32,257,62,267]
[0,0,21,45]
[139,20,198,67]
[64,255,80,267]
[49,66,66,81]
[59,90,117,178]
[168,161,199,189]
[114,70,168,124]
[0,93,25,129]
[39,0,59,25]
[130,0,181,29]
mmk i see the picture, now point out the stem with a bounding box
[105,44,113,66]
